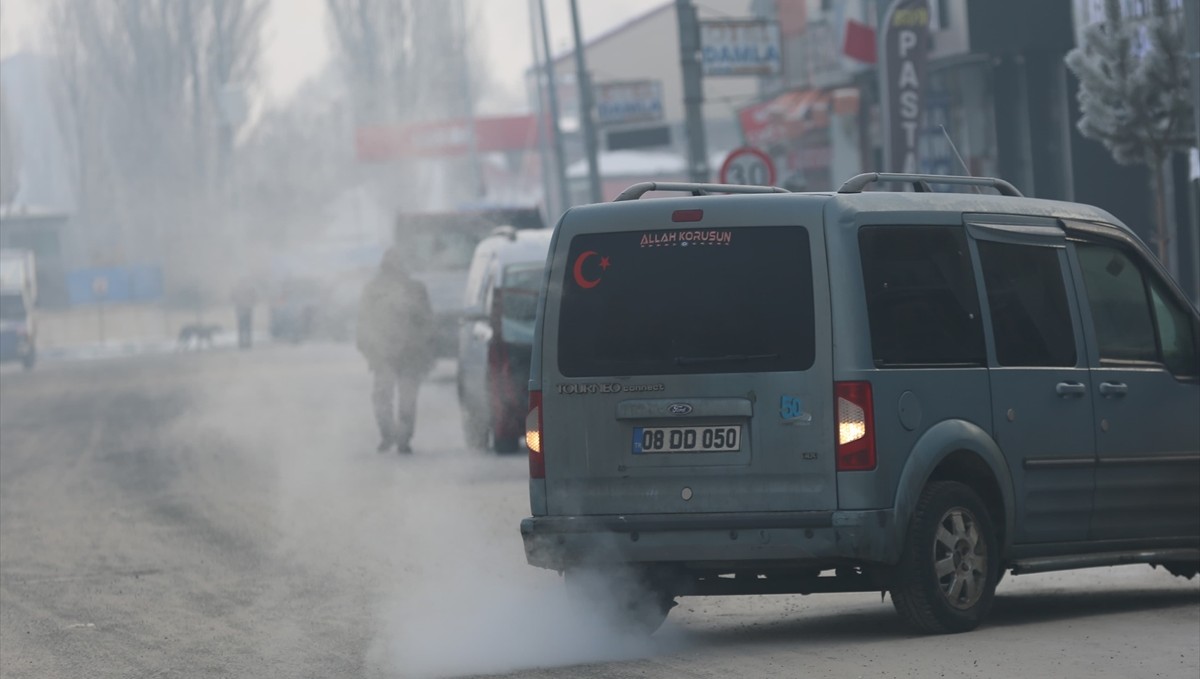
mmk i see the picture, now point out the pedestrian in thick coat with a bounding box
[356,246,435,453]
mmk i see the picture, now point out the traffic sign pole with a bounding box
[677,0,710,183]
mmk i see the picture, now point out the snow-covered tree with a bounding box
[1065,0,1195,267]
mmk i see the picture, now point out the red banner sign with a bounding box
[356,115,539,162]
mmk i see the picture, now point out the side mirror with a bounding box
[459,309,489,323]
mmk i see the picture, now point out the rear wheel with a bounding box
[1160,562,1199,579]
[491,410,524,453]
[492,433,520,454]
[891,481,1000,634]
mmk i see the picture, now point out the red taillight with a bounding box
[490,289,504,342]
[835,381,875,471]
[526,389,544,478]
[672,209,703,222]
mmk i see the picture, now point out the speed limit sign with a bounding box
[719,146,776,186]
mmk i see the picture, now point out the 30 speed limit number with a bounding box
[719,146,776,186]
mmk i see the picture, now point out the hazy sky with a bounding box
[1,0,662,115]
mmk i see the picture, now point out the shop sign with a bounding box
[595,80,665,127]
[355,115,538,161]
[881,0,930,173]
[700,20,781,77]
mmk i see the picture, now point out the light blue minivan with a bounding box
[521,173,1200,634]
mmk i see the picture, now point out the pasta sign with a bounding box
[882,0,930,173]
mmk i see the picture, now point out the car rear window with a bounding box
[503,263,542,291]
[557,226,814,377]
[501,263,542,323]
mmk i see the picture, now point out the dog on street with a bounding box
[176,323,221,351]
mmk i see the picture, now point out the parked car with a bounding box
[0,290,35,369]
[398,207,546,357]
[0,249,37,369]
[458,227,552,453]
[520,174,1200,635]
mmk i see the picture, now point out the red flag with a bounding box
[843,19,877,64]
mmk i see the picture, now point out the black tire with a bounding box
[1161,562,1199,579]
[891,481,1000,634]
[564,567,677,635]
[492,433,520,454]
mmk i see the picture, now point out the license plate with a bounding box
[632,425,742,454]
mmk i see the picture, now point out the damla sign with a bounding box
[595,80,664,127]
[700,20,782,77]
[880,0,930,173]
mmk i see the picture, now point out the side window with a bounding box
[1149,281,1199,377]
[977,241,1077,367]
[1076,243,1158,363]
[859,226,985,367]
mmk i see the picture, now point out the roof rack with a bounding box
[614,181,789,201]
[837,172,1023,197]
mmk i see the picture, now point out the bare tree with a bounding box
[329,0,493,120]
[48,0,267,290]
[325,0,493,209]
[237,67,358,248]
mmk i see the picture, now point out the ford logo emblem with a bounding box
[668,403,693,415]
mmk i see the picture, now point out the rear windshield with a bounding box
[501,263,543,323]
[502,263,543,291]
[557,226,814,376]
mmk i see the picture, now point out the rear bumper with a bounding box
[521,509,900,570]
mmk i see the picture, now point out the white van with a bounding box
[457,228,553,452]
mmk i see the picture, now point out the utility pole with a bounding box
[528,0,556,217]
[455,0,485,198]
[568,0,603,203]
[537,0,571,212]
[1184,0,1200,303]
[676,0,709,182]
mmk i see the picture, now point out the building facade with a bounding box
[529,0,762,203]
[739,0,1195,295]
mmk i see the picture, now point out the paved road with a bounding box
[1,346,1197,678]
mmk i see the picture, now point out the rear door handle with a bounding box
[1099,381,1128,397]
[1055,382,1087,397]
